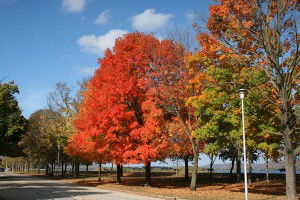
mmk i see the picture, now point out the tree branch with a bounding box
[293,144,300,157]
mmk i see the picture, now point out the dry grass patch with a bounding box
[67,173,295,200]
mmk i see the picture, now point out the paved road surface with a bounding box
[0,172,162,200]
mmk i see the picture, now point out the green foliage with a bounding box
[187,52,281,160]
[20,109,59,163]
[0,81,27,157]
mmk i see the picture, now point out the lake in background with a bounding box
[214,169,300,174]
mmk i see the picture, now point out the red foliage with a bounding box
[67,33,188,166]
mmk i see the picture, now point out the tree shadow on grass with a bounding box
[227,179,300,197]
[75,172,300,198]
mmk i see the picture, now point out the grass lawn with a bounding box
[39,170,298,200]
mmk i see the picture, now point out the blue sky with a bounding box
[0,0,212,118]
[0,0,264,167]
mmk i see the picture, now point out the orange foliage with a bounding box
[67,33,189,165]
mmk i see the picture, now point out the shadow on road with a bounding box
[0,173,110,200]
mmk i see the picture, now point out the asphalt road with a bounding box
[0,172,162,200]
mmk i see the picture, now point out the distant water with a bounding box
[214,169,300,174]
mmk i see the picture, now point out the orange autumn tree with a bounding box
[70,53,136,183]
[69,33,189,185]
[200,0,300,199]
[145,40,204,190]
[66,128,109,181]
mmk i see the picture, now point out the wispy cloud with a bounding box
[94,10,111,25]
[130,9,173,32]
[18,89,49,118]
[185,11,197,21]
[77,29,128,55]
[78,67,97,76]
[62,0,87,13]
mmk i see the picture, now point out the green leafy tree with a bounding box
[20,109,59,174]
[0,81,26,157]
[199,0,300,198]
[186,48,278,182]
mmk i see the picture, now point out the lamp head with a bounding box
[237,89,247,99]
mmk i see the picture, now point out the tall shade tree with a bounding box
[186,43,278,182]
[20,109,59,173]
[48,81,87,177]
[200,0,300,198]
[145,39,204,190]
[0,81,26,157]
[71,33,183,185]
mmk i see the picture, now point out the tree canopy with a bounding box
[0,81,26,157]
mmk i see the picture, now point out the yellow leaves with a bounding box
[198,93,208,103]
[186,96,201,108]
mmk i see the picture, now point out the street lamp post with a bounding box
[238,89,248,200]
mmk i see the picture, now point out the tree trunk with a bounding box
[230,157,235,175]
[284,135,298,200]
[265,157,269,182]
[50,163,54,177]
[120,165,123,177]
[190,152,198,191]
[24,160,27,172]
[236,147,242,182]
[248,152,252,185]
[71,164,74,174]
[110,162,113,173]
[98,163,102,182]
[281,98,299,200]
[184,156,189,181]
[176,158,179,175]
[209,155,213,181]
[145,162,151,186]
[61,162,64,177]
[64,163,67,176]
[37,160,41,174]
[45,163,49,175]
[74,161,80,178]
[26,160,29,173]
[116,164,122,184]
[53,162,55,176]
[86,164,88,172]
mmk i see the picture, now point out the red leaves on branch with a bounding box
[67,33,187,166]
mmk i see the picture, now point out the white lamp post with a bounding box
[238,89,248,200]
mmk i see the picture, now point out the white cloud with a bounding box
[185,11,197,21]
[131,9,173,32]
[95,10,111,25]
[78,67,97,76]
[77,29,128,54]
[62,0,86,13]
